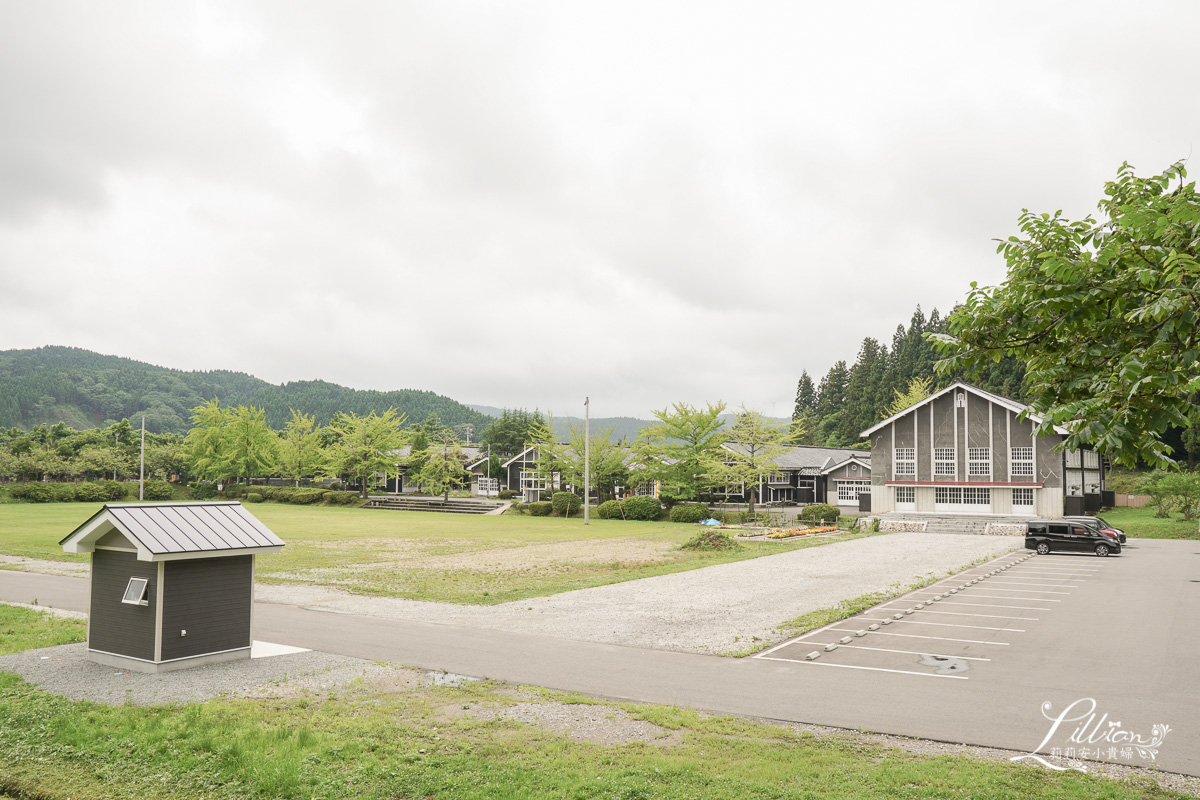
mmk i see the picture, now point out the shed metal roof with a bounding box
[61,501,285,562]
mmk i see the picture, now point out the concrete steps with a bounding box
[878,513,1030,536]
[365,496,504,515]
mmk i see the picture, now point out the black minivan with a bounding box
[1026,519,1121,557]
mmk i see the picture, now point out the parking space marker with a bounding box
[757,656,969,680]
[857,617,1025,632]
[798,643,991,661]
[907,591,1057,606]
[984,580,1083,587]
[966,587,1070,594]
[1009,569,1099,576]
[826,627,1010,645]
[879,606,1038,620]
[951,593,1062,602]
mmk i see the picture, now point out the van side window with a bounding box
[1028,523,1048,534]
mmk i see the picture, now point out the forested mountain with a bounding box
[794,306,1027,447]
[0,346,492,435]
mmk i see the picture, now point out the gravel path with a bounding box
[258,532,1020,655]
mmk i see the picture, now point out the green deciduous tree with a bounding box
[183,399,235,482]
[932,161,1200,468]
[885,376,934,417]
[224,405,278,484]
[327,408,408,497]
[711,407,795,515]
[415,429,469,501]
[632,401,728,502]
[278,410,325,486]
[480,409,547,459]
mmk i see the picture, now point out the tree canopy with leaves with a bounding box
[632,401,728,502]
[932,161,1200,468]
[327,408,408,496]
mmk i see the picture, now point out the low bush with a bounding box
[679,531,739,551]
[290,488,328,505]
[219,484,249,498]
[244,492,264,503]
[142,480,174,501]
[73,482,110,503]
[498,490,518,500]
[325,491,359,506]
[709,510,747,525]
[10,483,56,503]
[527,501,553,517]
[669,503,710,524]
[623,496,663,521]
[552,492,582,517]
[99,480,128,501]
[800,503,840,524]
[189,482,219,500]
[596,500,623,519]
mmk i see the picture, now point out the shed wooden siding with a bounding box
[160,556,253,661]
[89,550,157,661]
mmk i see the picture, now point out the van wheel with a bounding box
[1036,542,1051,555]
[1094,543,1110,557]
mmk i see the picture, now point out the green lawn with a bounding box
[0,503,874,605]
[0,610,1186,800]
[1098,505,1200,540]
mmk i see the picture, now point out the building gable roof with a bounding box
[720,443,871,473]
[61,501,285,562]
[858,381,1068,438]
[821,455,872,476]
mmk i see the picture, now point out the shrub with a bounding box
[669,503,710,524]
[96,480,127,501]
[142,480,175,501]
[800,503,840,524]
[498,490,518,500]
[74,482,110,503]
[11,483,56,503]
[189,482,219,500]
[552,492,582,517]
[325,491,359,506]
[623,496,662,521]
[244,492,264,503]
[527,501,553,517]
[289,488,328,505]
[679,531,739,551]
[220,484,248,498]
[593,500,620,519]
[508,503,528,514]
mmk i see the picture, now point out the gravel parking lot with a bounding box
[257,532,1021,655]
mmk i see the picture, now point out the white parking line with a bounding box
[984,580,1083,587]
[793,643,992,661]
[1010,568,1100,574]
[757,656,969,680]
[928,600,1053,610]
[826,627,1010,646]
[879,607,1038,621]
[858,617,1024,632]
[966,587,1070,594]
[907,590,1060,604]
[954,594,1062,602]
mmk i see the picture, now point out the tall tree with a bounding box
[632,401,728,502]
[327,408,409,497]
[792,372,817,420]
[415,428,469,501]
[885,376,934,416]
[278,409,325,487]
[933,161,1200,468]
[480,408,547,459]
[553,422,629,503]
[712,407,794,515]
[182,399,235,482]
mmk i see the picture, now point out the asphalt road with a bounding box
[3,537,1197,777]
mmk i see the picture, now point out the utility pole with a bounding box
[138,416,145,501]
[584,397,590,525]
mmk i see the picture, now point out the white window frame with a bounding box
[1012,487,1034,509]
[934,448,956,476]
[894,486,915,508]
[968,447,990,477]
[520,470,547,491]
[1083,450,1100,469]
[894,447,915,476]
[837,480,871,503]
[121,576,149,606]
[1011,447,1034,477]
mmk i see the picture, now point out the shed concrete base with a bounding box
[88,647,251,673]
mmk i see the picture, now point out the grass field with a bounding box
[0,503,873,605]
[1097,505,1200,540]
[0,610,1188,800]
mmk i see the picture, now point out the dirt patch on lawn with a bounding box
[473,700,682,747]
[0,555,89,577]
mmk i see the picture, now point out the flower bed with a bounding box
[766,526,838,540]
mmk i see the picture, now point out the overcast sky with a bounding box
[2,1,1198,420]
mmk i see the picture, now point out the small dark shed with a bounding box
[60,501,285,673]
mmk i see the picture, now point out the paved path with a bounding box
[2,538,1197,778]
[257,532,1020,654]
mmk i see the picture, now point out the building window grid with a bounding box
[1012,488,1034,507]
[520,470,547,491]
[837,480,871,503]
[894,447,915,475]
[935,486,961,504]
[935,486,992,506]
[895,486,915,505]
[968,447,991,476]
[1011,447,1034,477]
[934,448,956,476]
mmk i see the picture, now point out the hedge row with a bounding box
[197,483,359,506]
[596,496,663,521]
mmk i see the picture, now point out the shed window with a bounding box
[121,577,149,606]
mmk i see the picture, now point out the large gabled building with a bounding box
[860,381,1107,518]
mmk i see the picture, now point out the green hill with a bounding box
[0,346,492,435]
